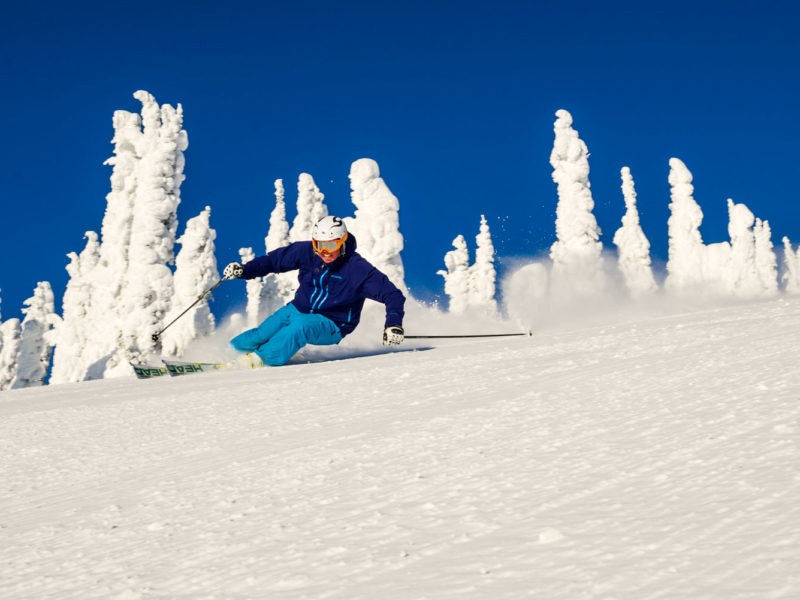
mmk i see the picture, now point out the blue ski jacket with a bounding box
[241,234,405,337]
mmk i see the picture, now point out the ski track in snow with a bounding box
[1,297,799,599]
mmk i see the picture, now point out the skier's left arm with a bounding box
[360,269,406,344]
[241,243,308,279]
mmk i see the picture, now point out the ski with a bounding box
[131,354,266,380]
[162,360,226,377]
[162,353,267,376]
[130,362,169,379]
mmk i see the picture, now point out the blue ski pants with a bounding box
[230,303,343,366]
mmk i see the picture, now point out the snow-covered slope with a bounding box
[2,298,799,599]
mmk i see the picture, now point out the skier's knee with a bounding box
[256,347,294,366]
[230,332,257,352]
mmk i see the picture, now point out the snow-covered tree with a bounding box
[289,173,327,243]
[266,179,297,306]
[345,158,407,292]
[437,235,471,314]
[0,318,21,391]
[665,158,707,291]
[754,218,778,295]
[50,232,101,384]
[10,282,56,389]
[549,109,604,295]
[57,91,188,380]
[613,167,657,297]
[266,179,290,252]
[726,199,761,296]
[161,207,218,356]
[438,216,498,315]
[781,237,800,294]
[469,215,498,315]
[113,90,187,372]
[84,106,144,375]
[720,200,777,298]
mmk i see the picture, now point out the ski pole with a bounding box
[151,277,228,343]
[405,331,532,339]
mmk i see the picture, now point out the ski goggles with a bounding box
[312,233,347,254]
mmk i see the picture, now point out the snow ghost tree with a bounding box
[10,282,56,389]
[50,232,100,384]
[161,207,219,356]
[345,158,407,292]
[613,167,658,297]
[290,173,327,242]
[438,216,498,316]
[81,108,143,375]
[469,215,498,315]
[725,199,761,296]
[753,219,778,295]
[438,235,471,314]
[0,318,21,391]
[266,179,290,252]
[712,199,777,298]
[781,237,800,294]
[115,90,187,372]
[51,90,189,381]
[665,158,708,291]
[265,179,297,306]
[549,109,604,295]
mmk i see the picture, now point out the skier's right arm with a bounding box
[241,242,308,279]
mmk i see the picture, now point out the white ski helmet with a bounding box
[312,215,347,241]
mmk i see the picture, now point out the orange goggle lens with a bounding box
[312,234,346,254]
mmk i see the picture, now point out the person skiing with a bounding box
[222,215,406,366]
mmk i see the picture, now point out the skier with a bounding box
[222,215,406,366]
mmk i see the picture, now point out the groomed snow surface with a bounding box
[2,297,799,599]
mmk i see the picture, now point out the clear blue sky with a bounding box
[1,0,799,320]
